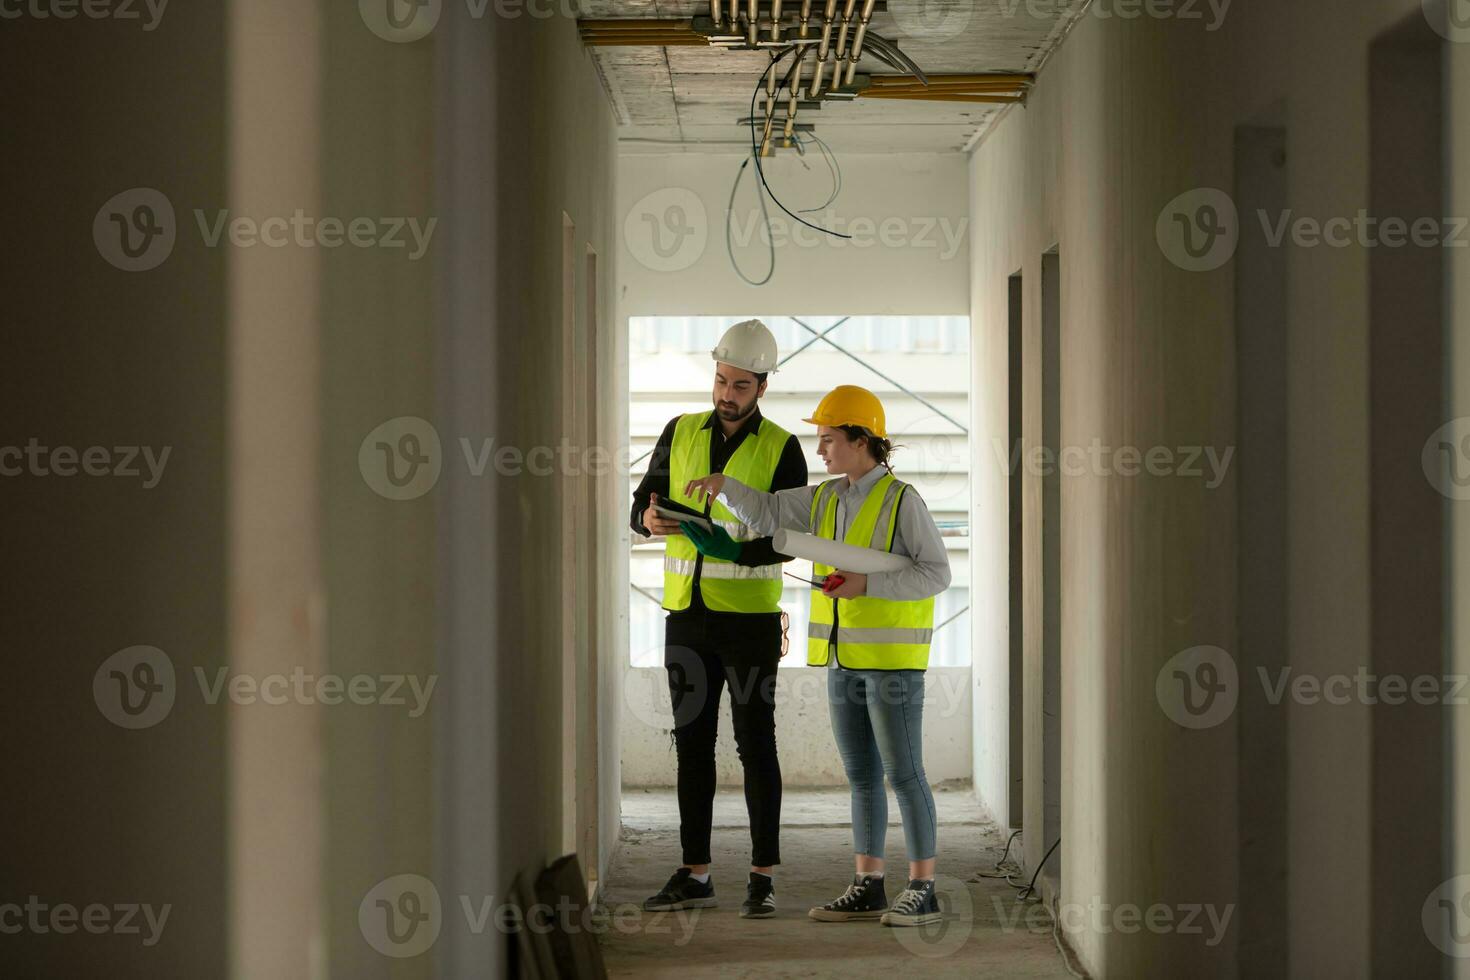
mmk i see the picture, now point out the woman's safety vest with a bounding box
[662,411,791,613]
[806,472,935,669]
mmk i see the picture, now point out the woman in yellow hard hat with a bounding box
[681,384,952,927]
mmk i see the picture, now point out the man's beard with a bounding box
[715,399,755,421]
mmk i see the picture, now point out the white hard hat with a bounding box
[710,318,779,375]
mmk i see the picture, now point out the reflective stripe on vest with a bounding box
[807,623,934,645]
[663,556,782,580]
[805,472,935,670]
[662,411,793,613]
[711,518,763,542]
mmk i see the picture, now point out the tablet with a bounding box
[654,504,714,534]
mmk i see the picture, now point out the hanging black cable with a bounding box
[747,48,850,239]
[725,153,776,286]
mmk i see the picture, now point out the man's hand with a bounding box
[684,474,726,505]
[641,492,683,537]
[824,570,867,599]
[682,521,742,561]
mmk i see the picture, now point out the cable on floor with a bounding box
[1018,836,1059,902]
[1051,908,1089,979]
[971,827,1023,881]
[978,834,1086,977]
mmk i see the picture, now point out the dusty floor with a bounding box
[597,786,1077,978]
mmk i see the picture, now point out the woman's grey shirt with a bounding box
[718,465,952,602]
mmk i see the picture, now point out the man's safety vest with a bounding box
[806,472,935,669]
[662,411,791,613]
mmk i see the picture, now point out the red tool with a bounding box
[783,571,847,593]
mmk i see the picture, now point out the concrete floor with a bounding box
[598,786,1077,978]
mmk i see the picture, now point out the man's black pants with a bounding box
[665,610,783,868]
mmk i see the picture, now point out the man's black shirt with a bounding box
[630,406,808,615]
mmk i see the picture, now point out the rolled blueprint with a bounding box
[771,529,912,574]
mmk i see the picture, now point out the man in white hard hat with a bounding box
[631,318,808,920]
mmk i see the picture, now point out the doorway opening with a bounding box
[623,314,973,789]
[1039,247,1063,894]
[1366,14,1445,974]
[1234,118,1289,978]
[1007,271,1025,833]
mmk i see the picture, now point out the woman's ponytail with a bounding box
[839,424,899,472]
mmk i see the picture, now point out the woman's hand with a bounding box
[824,570,867,599]
[684,474,726,505]
[682,521,741,561]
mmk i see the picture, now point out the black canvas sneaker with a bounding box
[880,878,942,927]
[808,873,887,922]
[643,868,718,911]
[740,872,776,918]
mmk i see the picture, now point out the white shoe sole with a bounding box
[808,908,884,922]
[643,897,718,911]
[880,911,943,927]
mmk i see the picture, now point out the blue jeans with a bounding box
[826,666,937,861]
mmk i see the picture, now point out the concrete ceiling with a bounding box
[584,0,1088,153]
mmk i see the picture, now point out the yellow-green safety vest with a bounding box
[662,411,792,613]
[806,472,935,669]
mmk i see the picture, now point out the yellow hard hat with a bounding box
[803,385,887,438]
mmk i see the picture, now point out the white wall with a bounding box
[479,2,624,923]
[2,3,625,977]
[966,1,1447,976]
[617,152,970,317]
[962,14,1246,971]
[967,133,1024,835]
[1451,27,1470,980]
[319,7,622,977]
[2,5,231,976]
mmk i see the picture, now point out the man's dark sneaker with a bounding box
[880,878,942,927]
[808,873,887,922]
[643,868,717,911]
[740,872,776,918]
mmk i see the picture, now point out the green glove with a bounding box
[682,521,742,562]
